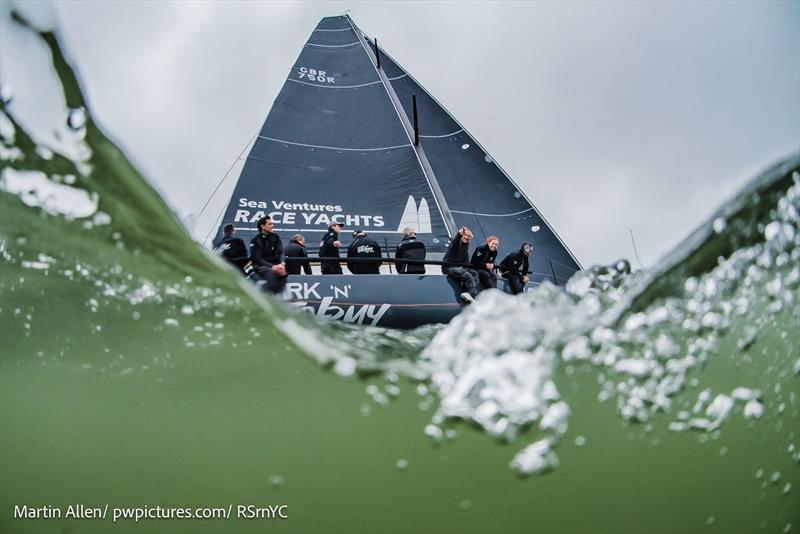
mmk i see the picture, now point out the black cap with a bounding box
[352,229,366,237]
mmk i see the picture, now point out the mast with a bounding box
[346,15,457,238]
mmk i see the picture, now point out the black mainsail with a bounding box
[217,14,580,287]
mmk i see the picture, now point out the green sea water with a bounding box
[1,8,798,534]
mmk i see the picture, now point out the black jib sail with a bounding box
[215,15,582,314]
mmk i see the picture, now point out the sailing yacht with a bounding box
[215,15,580,328]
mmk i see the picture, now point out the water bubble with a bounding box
[510,439,559,475]
[270,475,284,488]
[0,83,13,105]
[783,483,792,494]
[67,107,87,131]
[574,435,587,447]
[424,424,444,441]
[459,499,472,510]
[333,357,356,377]
[743,400,764,420]
[35,145,53,160]
[92,211,111,226]
[719,446,728,457]
[707,516,715,526]
[395,459,408,470]
[164,318,178,326]
[764,221,782,241]
[180,305,194,316]
[712,217,727,233]
[770,471,781,483]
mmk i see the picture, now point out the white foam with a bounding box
[510,438,559,475]
[0,168,97,218]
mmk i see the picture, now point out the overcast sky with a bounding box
[26,1,800,267]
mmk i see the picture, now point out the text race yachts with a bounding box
[235,198,384,228]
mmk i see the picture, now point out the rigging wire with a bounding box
[202,199,229,248]
[197,128,260,247]
[629,228,643,269]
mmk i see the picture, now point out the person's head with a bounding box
[329,222,343,233]
[521,242,532,256]
[402,227,416,238]
[223,223,235,237]
[352,230,366,238]
[460,227,473,244]
[257,216,274,234]
[486,236,499,251]
[292,233,305,246]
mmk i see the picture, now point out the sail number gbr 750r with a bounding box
[297,66,334,84]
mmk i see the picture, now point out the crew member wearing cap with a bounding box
[347,230,382,274]
[319,222,344,274]
[498,242,532,295]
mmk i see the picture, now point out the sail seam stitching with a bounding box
[287,78,382,89]
[256,136,411,152]
[305,41,360,48]
[419,129,464,139]
[450,207,535,217]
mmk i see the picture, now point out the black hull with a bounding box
[280,274,532,329]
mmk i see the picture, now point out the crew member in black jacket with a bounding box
[284,234,312,275]
[347,230,382,274]
[394,227,426,274]
[499,242,532,295]
[319,222,343,274]
[249,216,287,294]
[470,235,499,291]
[443,226,479,303]
[213,223,249,272]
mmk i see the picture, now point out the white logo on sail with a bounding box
[396,196,431,233]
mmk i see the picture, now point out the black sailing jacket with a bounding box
[347,236,382,274]
[442,234,470,273]
[394,236,426,274]
[250,231,284,269]
[284,239,312,275]
[499,246,530,281]
[470,244,497,272]
[319,230,340,259]
[214,235,249,270]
